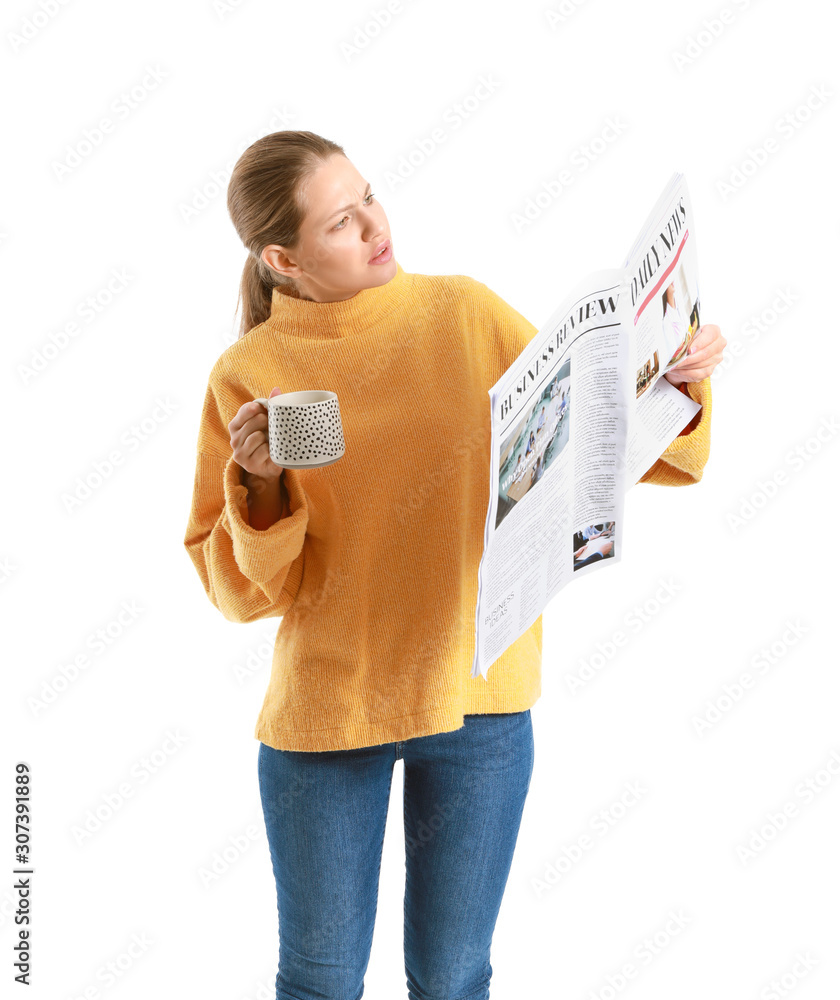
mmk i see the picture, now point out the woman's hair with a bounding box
[662,288,669,316]
[227,130,346,339]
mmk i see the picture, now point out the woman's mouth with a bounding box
[369,240,392,264]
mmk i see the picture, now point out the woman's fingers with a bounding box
[229,399,266,436]
[670,324,726,381]
[229,402,268,452]
[240,428,270,464]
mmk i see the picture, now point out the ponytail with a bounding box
[234,253,276,340]
[227,130,346,339]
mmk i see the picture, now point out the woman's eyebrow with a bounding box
[323,182,372,223]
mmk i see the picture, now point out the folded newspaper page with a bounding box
[472,172,702,680]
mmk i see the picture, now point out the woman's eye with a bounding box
[334,193,375,229]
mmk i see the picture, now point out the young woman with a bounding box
[183,130,725,1000]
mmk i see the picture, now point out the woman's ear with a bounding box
[261,243,298,280]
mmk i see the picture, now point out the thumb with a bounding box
[268,386,283,398]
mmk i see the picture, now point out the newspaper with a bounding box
[472,172,703,680]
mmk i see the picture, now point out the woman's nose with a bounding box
[364,209,384,239]
[366,220,384,241]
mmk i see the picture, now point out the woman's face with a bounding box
[262,153,396,302]
[666,282,676,306]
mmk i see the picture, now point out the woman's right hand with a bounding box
[229,386,285,481]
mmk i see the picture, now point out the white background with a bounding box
[3,1,838,998]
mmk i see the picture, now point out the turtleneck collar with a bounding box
[266,261,412,339]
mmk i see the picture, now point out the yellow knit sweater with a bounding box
[183,262,712,751]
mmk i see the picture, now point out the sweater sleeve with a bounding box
[183,371,309,624]
[635,376,712,486]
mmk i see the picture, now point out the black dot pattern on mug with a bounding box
[269,400,344,462]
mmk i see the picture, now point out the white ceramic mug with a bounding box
[254,390,345,469]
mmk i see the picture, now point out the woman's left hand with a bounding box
[664,323,727,385]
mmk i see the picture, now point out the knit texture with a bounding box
[183,262,712,751]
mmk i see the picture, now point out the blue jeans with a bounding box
[258,710,534,1000]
